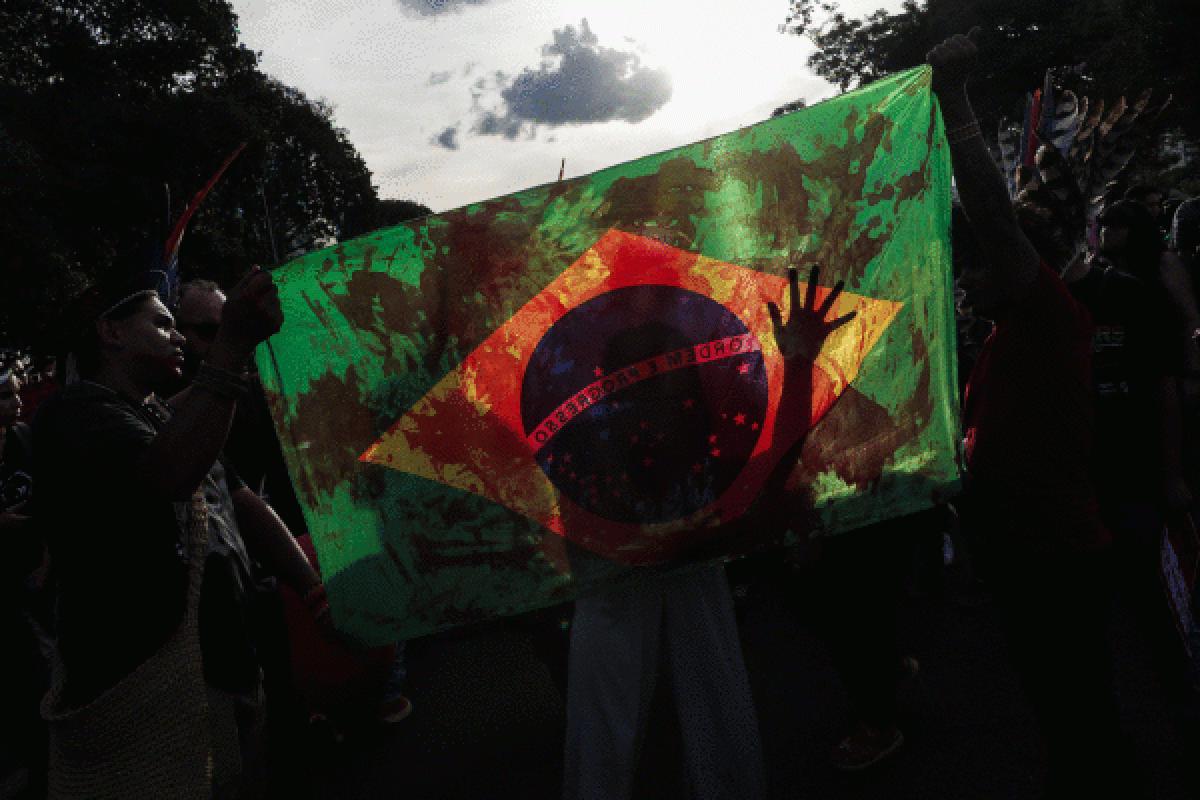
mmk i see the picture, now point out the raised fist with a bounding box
[216,267,284,358]
[927,28,980,98]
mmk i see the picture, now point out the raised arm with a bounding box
[928,30,1042,314]
[135,268,282,499]
[681,266,855,561]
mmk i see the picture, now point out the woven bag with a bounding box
[41,490,214,799]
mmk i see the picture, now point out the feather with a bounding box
[163,142,247,271]
[1085,91,1166,202]
[1005,61,1171,260]
[1074,96,1104,143]
[1074,95,1089,129]
[157,142,247,307]
[998,123,1023,199]
[1040,73,1056,143]
[1097,89,1151,150]
[1019,93,1035,173]
[1046,90,1083,156]
[1094,96,1127,144]
[1069,96,1104,176]
[1024,90,1044,169]
[1033,131,1084,207]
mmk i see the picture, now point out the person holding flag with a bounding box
[34,265,332,799]
[563,265,855,800]
[928,30,1128,796]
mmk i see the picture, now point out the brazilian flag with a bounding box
[257,65,960,644]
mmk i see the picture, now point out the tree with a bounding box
[0,0,380,345]
[375,199,434,229]
[771,98,807,118]
[0,0,256,96]
[0,122,88,349]
[782,0,1200,136]
[194,75,379,273]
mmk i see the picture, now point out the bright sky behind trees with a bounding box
[231,0,902,213]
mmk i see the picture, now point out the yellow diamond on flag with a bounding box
[361,229,901,564]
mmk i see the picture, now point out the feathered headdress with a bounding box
[56,142,247,382]
[997,67,1170,260]
[127,140,247,311]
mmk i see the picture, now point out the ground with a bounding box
[286,534,1197,800]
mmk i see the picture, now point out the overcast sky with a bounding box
[231,0,902,214]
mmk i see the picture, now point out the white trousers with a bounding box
[563,564,766,800]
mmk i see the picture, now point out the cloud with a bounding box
[473,112,526,140]
[395,0,494,17]
[438,18,672,147]
[500,19,672,127]
[433,127,460,150]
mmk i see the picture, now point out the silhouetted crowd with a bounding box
[2,30,1200,800]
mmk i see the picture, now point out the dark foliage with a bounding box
[782,0,1200,137]
[375,198,434,229]
[0,0,408,347]
[771,98,807,119]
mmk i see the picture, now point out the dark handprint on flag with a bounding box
[683,266,858,561]
[763,264,856,496]
[768,266,857,364]
[360,231,901,566]
[768,265,856,430]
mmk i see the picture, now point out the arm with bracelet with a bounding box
[135,268,282,499]
[927,29,1041,318]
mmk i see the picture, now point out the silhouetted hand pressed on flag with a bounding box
[768,266,857,363]
[682,265,860,563]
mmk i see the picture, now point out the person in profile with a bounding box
[928,29,1129,796]
[35,266,331,799]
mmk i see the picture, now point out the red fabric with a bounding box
[963,264,1110,557]
[282,534,394,715]
[17,378,60,423]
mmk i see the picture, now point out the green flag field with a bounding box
[257,65,961,644]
